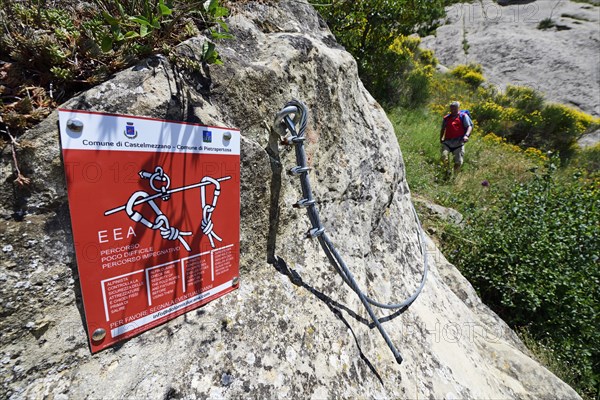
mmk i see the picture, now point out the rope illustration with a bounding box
[200,176,223,248]
[125,190,192,251]
[273,100,429,364]
[104,166,232,250]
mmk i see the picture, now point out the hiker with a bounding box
[440,101,473,174]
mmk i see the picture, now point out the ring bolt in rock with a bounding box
[274,100,429,364]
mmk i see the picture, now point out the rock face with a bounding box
[578,129,600,149]
[422,0,600,117]
[0,1,581,398]
[413,195,464,226]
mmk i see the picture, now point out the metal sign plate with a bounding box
[58,109,240,353]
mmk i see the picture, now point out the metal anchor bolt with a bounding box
[92,328,106,341]
[66,118,84,133]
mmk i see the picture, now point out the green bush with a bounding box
[444,163,600,399]
[378,35,437,107]
[503,85,545,114]
[0,0,231,134]
[313,0,446,106]
[572,144,600,178]
[451,63,485,88]
[461,71,485,88]
[537,104,595,159]
[538,18,556,30]
[403,66,434,106]
[469,84,599,159]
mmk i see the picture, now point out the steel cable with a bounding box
[274,100,429,364]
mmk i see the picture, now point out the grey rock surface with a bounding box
[422,0,600,117]
[0,1,581,398]
[578,129,600,148]
[413,195,464,226]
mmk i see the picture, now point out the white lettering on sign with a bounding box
[98,226,137,243]
[58,109,240,353]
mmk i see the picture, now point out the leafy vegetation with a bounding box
[0,0,231,135]
[316,9,600,393]
[391,68,599,399]
[312,0,448,106]
[429,63,600,161]
[389,103,544,222]
[538,17,556,30]
[450,63,485,89]
[446,165,599,399]
[473,84,599,160]
[2,0,598,396]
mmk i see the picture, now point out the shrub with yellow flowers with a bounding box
[451,63,485,88]
[467,84,599,159]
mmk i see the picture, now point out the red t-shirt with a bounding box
[443,113,469,140]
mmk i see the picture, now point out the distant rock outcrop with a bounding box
[423,0,600,117]
[0,1,582,398]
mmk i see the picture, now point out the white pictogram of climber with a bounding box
[104,166,231,250]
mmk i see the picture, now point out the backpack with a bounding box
[444,110,473,134]
[444,109,472,122]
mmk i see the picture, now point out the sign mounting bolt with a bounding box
[66,118,84,133]
[92,328,106,341]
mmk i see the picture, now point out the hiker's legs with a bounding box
[452,145,465,174]
[441,145,451,169]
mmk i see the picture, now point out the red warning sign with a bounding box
[58,109,240,353]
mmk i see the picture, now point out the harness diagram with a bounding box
[104,166,231,250]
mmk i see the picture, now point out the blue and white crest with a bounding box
[124,122,138,139]
[202,130,212,143]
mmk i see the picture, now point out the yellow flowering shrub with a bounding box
[451,63,485,88]
[388,35,421,59]
[361,34,441,106]
[462,71,485,88]
[483,132,506,145]
[475,101,503,116]
[504,85,544,113]
[419,48,438,67]
[524,147,549,163]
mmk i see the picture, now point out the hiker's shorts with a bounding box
[441,138,465,165]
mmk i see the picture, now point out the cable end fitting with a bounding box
[306,227,325,238]
[160,187,170,201]
[293,199,316,208]
[280,136,294,146]
[281,136,305,146]
[288,166,311,176]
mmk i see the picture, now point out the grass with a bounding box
[388,70,598,399]
[389,73,544,215]
[390,105,596,397]
[390,108,534,197]
[389,105,542,238]
[538,18,556,30]
[517,328,579,392]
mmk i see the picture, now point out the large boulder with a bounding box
[0,1,581,398]
[422,0,600,117]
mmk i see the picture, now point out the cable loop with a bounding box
[274,100,429,365]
